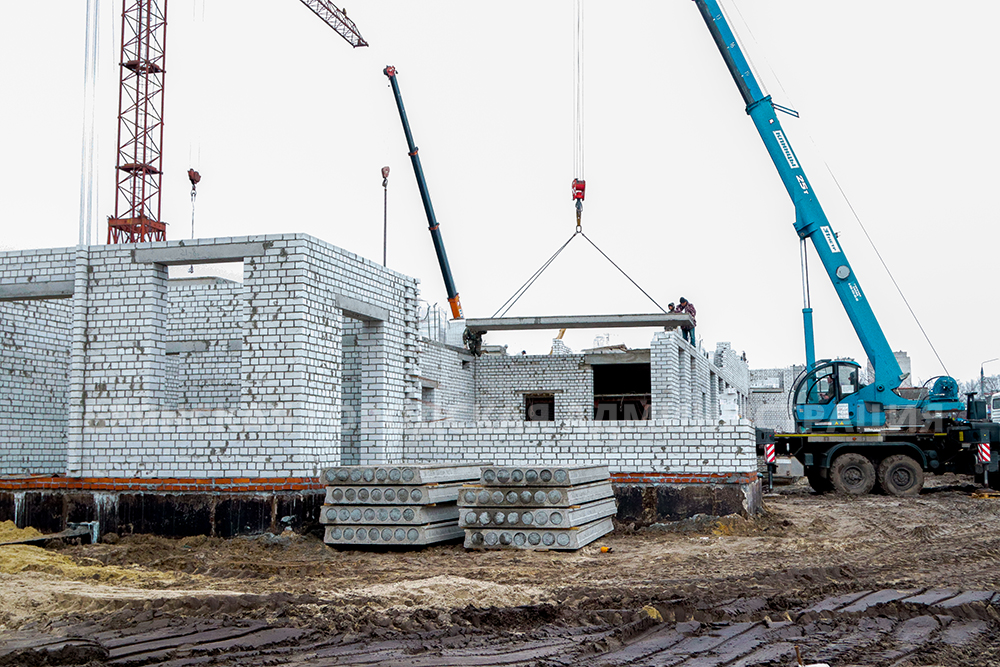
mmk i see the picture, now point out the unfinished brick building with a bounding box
[0,234,759,536]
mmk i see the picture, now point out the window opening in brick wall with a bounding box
[421,386,436,421]
[165,272,244,410]
[593,362,651,420]
[525,394,555,421]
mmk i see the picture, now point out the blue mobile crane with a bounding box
[693,0,999,495]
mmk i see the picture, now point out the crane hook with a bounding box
[572,178,586,232]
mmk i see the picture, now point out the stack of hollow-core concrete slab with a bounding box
[320,464,480,547]
[460,465,617,550]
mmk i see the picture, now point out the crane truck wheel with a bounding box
[806,470,832,494]
[877,454,924,496]
[829,453,876,495]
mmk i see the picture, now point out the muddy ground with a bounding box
[2,475,1000,666]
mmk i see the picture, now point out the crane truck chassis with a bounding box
[693,0,1000,495]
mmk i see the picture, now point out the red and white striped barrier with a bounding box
[765,442,776,465]
[978,442,991,464]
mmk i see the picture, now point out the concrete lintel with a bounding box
[0,281,75,301]
[337,294,389,322]
[417,376,440,389]
[464,313,692,333]
[165,339,242,354]
[134,242,265,266]
[585,349,651,365]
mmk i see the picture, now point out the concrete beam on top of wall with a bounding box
[337,294,389,322]
[133,242,265,266]
[0,280,75,301]
[465,313,692,333]
[585,349,651,365]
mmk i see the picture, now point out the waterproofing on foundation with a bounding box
[0,473,761,537]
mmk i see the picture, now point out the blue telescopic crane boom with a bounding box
[383,65,464,320]
[692,0,963,426]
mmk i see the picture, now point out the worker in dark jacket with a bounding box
[676,297,696,346]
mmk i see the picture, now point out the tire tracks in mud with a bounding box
[3,588,997,666]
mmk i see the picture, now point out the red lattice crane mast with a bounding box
[107,0,367,245]
[108,0,167,244]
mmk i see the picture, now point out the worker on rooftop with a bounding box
[676,297,696,346]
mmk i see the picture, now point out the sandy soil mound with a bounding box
[337,574,549,611]
[0,520,42,542]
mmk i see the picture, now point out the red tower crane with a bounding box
[107,0,367,244]
[107,0,167,244]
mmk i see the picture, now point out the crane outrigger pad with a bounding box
[464,313,691,333]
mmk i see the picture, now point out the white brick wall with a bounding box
[0,236,756,483]
[474,354,593,421]
[652,332,750,421]
[0,299,70,473]
[0,234,421,478]
[749,365,805,432]
[417,339,474,422]
[402,419,757,474]
[164,279,243,409]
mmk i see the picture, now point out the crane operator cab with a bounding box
[792,360,866,432]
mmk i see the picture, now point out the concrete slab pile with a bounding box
[319,464,480,547]
[460,465,616,550]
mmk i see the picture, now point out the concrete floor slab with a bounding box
[325,482,465,505]
[480,466,609,487]
[459,497,618,529]
[464,516,614,550]
[458,481,614,508]
[320,503,459,525]
[464,313,691,332]
[321,464,482,486]
[325,520,464,546]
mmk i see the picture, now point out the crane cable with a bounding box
[185,0,206,274]
[573,0,584,182]
[491,0,666,319]
[78,0,101,246]
[571,0,586,229]
[492,229,666,318]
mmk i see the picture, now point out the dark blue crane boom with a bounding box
[692,0,998,496]
[383,65,464,320]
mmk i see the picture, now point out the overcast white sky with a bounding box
[1,1,997,386]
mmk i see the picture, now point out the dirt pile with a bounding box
[336,574,549,611]
[0,520,42,542]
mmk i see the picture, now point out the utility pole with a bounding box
[982,358,999,397]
